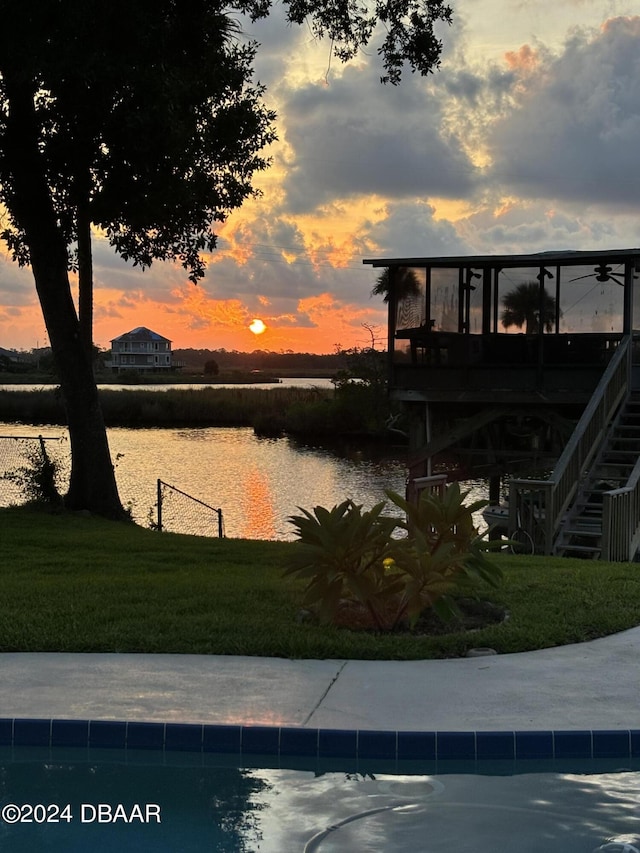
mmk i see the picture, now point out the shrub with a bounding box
[385,485,502,627]
[285,484,502,632]
[2,439,62,506]
[285,500,401,630]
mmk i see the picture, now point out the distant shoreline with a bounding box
[0,382,400,442]
[0,371,291,386]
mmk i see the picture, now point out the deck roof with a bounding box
[363,248,640,269]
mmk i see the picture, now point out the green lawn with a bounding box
[2,506,640,659]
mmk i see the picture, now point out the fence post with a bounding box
[157,479,163,532]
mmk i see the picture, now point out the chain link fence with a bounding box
[1,434,224,538]
[155,480,224,537]
[0,434,69,506]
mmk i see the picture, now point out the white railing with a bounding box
[601,456,640,561]
[509,336,630,554]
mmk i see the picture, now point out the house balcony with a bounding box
[391,330,623,405]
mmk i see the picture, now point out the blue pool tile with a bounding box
[397,731,436,760]
[279,727,318,757]
[515,731,554,760]
[51,719,89,748]
[203,725,241,754]
[437,732,476,760]
[0,719,12,746]
[358,730,397,760]
[318,729,358,759]
[165,723,203,752]
[554,730,592,759]
[593,730,631,759]
[127,722,165,750]
[476,731,515,760]
[631,730,640,758]
[89,721,127,749]
[13,718,51,747]
[241,726,280,755]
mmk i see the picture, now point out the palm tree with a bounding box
[501,281,558,334]
[371,267,422,304]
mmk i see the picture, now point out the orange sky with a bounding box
[2,5,640,354]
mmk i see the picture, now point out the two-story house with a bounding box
[110,327,172,373]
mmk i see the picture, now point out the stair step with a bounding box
[563,528,601,537]
[592,462,630,468]
[559,545,601,554]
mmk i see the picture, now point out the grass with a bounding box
[2,505,640,659]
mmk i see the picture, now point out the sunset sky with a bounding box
[1,0,639,354]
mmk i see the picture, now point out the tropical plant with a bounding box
[285,485,502,632]
[385,485,502,627]
[285,500,401,630]
[500,281,558,334]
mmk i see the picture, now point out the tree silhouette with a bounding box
[371,267,422,304]
[0,0,453,518]
[501,282,557,334]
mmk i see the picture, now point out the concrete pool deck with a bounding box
[2,624,640,731]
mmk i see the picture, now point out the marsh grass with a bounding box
[2,506,640,658]
[0,386,333,430]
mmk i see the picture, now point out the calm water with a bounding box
[0,423,415,539]
[2,751,640,852]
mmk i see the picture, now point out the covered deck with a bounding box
[363,249,640,559]
[364,249,640,405]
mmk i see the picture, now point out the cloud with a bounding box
[277,64,477,213]
[365,200,469,258]
[0,244,40,303]
[484,17,640,208]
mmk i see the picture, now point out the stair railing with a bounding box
[601,456,640,561]
[509,336,630,554]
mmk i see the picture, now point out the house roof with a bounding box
[110,327,171,344]
[362,247,640,269]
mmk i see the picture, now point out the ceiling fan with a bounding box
[568,263,625,286]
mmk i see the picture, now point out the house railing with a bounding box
[601,456,640,561]
[509,336,631,554]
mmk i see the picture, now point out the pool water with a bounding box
[2,750,640,852]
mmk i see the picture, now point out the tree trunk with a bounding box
[2,68,126,519]
[77,195,94,360]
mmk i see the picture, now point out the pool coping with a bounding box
[3,719,640,764]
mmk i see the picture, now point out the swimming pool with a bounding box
[3,720,640,851]
[3,749,640,851]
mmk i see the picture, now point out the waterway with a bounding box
[0,423,424,539]
[0,377,336,393]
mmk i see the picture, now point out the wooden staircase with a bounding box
[554,392,640,558]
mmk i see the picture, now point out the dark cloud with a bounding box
[365,200,468,258]
[484,17,640,207]
[278,65,477,213]
[0,255,39,306]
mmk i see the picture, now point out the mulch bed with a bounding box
[332,597,507,635]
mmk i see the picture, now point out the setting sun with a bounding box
[249,318,266,335]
